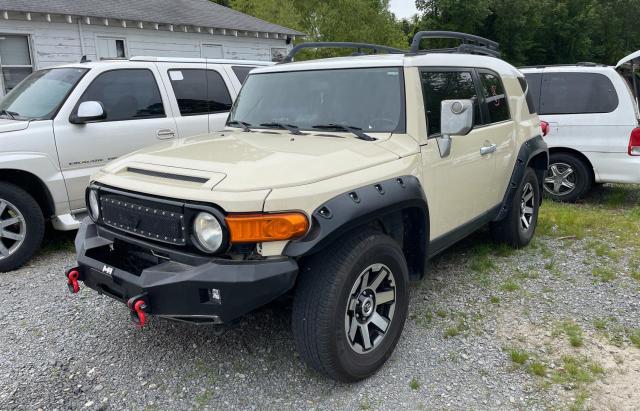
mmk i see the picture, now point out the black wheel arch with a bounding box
[494,135,548,222]
[0,169,54,218]
[283,175,430,280]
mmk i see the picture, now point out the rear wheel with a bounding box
[292,230,409,382]
[0,182,45,272]
[491,167,540,248]
[543,153,592,202]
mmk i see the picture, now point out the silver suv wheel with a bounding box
[520,182,535,232]
[544,162,576,196]
[345,263,396,354]
[0,199,27,260]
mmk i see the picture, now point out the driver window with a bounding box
[420,70,480,137]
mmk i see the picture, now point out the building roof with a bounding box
[0,0,304,36]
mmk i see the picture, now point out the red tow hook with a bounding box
[65,268,80,294]
[127,295,149,329]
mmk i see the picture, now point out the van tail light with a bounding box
[629,127,640,156]
[540,121,550,137]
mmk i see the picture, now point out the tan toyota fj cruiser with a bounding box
[66,32,548,381]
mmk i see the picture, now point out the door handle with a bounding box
[156,129,176,139]
[480,143,497,155]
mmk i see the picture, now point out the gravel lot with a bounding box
[2,186,639,410]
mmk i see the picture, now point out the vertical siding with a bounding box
[0,16,289,71]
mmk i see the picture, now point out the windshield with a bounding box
[229,67,405,133]
[0,68,88,120]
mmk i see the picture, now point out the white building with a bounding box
[0,0,302,96]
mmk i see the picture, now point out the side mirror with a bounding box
[70,101,106,124]
[437,99,474,157]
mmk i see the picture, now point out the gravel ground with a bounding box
[2,193,640,410]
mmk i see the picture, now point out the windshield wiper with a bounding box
[227,120,253,132]
[0,109,19,120]
[311,124,376,141]
[260,122,304,135]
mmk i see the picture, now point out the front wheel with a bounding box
[0,182,45,272]
[490,167,540,248]
[292,230,409,382]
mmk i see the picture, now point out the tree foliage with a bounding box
[213,0,640,66]
[412,0,640,66]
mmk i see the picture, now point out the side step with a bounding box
[51,212,88,231]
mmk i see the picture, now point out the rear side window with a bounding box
[518,76,538,114]
[168,69,233,116]
[420,70,481,136]
[524,73,543,113]
[539,72,618,115]
[478,71,510,123]
[78,69,165,122]
[231,66,256,84]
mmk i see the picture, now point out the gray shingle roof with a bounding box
[0,0,304,36]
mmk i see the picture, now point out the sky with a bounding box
[388,0,419,19]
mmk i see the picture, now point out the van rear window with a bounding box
[519,75,539,114]
[538,72,618,115]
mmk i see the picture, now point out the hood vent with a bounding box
[126,167,209,184]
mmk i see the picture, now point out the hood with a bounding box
[0,119,29,133]
[103,130,400,191]
[616,50,640,69]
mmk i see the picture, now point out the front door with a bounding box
[53,65,178,211]
[418,68,498,239]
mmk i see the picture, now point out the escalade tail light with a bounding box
[540,120,550,137]
[629,127,640,156]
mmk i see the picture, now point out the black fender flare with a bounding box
[283,175,429,277]
[494,135,549,222]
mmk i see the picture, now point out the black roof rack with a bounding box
[283,42,405,63]
[409,31,501,58]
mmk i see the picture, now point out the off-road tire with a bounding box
[543,152,593,203]
[292,230,409,382]
[0,182,45,272]
[490,167,540,248]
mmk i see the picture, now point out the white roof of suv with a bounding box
[253,53,521,77]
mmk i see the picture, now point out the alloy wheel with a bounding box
[544,162,576,196]
[0,199,27,260]
[520,182,535,232]
[345,263,396,354]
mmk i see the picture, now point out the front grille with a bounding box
[100,193,186,245]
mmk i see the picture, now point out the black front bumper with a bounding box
[74,221,298,324]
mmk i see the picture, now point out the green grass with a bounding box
[592,266,616,283]
[557,320,584,348]
[409,378,420,390]
[509,348,530,365]
[500,279,520,292]
[593,318,607,331]
[629,329,640,348]
[551,355,604,386]
[443,318,469,339]
[435,309,448,318]
[489,296,501,304]
[537,185,640,250]
[529,361,547,377]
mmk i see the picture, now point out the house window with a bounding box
[0,34,34,95]
[96,37,127,59]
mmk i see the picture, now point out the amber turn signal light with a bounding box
[226,212,309,243]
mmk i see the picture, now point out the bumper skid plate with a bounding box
[70,221,298,325]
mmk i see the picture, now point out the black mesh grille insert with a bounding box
[100,194,186,245]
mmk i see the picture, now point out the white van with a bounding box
[0,57,270,271]
[521,52,640,202]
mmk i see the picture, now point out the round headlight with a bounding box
[193,212,224,253]
[88,189,100,220]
